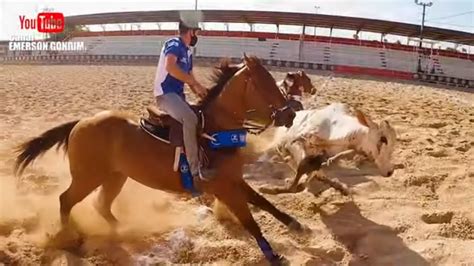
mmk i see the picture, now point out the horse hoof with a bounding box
[288,219,303,232]
[270,254,289,266]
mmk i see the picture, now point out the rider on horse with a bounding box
[153,20,212,181]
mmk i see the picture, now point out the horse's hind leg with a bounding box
[94,173,127,226]
[215,188,285,265]
[241,182,303,231]
[59,171,103,226]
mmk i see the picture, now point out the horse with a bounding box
[278,70,316,111]
[223,67,316,111]
[14,55,299,265]
[259,103,397,195]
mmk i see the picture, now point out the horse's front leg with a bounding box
[213,180,287,265]
[241,181,304,232]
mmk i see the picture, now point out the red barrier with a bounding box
[334,65,414,80]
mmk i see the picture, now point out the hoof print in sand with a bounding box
[426,149,448,158]
[421,211,454,224]
[404,175,432,187]
[425,122,447,129]
[455,144,470,152]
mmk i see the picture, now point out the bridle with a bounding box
[242,69,293,135]
[201,65,293,136]
[243,106,279,135]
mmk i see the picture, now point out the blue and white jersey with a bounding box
[154,37,193,97]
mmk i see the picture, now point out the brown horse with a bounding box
[14,55,300,265]
[280,70,315,96]
[278,70,316,111]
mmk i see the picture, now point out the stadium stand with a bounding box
[71,36,165,55]
[3,10,473,88]
[437,56,474,80]
[69,34,471,80]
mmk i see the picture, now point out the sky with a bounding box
[0,0,472,48]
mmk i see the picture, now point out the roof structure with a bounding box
[66,10,474,45]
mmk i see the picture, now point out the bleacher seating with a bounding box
[66,35,473,80]
[301,42,329,64]
[385,49,418,72]
[330,44,382,69]
[71,36,167,55]
[437,56,474,80]
[195,37,274,59]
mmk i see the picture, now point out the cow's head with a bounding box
[356,110,397,177]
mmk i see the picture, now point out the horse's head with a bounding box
[356,110,397,177]
[200,56,295,130]
[284,70,316,95]
[242,54,295,128]
[298,70,316,95]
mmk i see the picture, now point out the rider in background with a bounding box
[153,20,212,181]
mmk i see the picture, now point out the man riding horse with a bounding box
[14,15,302,264]
[154,20,212,181]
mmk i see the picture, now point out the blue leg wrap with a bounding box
[257,237,275,261]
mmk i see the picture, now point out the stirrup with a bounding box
[197,168,216,181]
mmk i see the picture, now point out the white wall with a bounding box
[67,35,473,80]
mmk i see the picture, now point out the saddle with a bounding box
[140,105,203,147]
[140,104,247,171]
[139,104,247,195]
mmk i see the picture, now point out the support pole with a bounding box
[299,24,306,62]
[414,0,433,72]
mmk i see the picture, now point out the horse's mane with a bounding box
[198,59,243,108]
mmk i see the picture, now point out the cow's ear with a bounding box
[286,72,296,80]
[355,109,377,129]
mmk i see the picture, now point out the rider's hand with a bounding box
[193,83,207,99]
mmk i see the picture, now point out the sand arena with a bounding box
[0,64,473,265]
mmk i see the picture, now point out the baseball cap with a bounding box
[179,20,201,32]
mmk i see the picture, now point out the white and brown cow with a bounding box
[260,103,397,194]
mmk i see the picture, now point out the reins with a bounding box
[200,66,279,136]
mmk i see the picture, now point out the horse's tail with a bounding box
[14,120,80,176]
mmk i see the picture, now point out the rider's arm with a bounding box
[188,70,196,90]
[165,54,196,86]
[187,54,202,94]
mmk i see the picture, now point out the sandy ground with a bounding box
[0,64,473,265]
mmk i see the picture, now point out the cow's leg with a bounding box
[285,139,307,168]
[287,154,324,192]
[323,149,356,167]
[306,173,351,196]
[260,140,325,195]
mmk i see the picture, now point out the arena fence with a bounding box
[1,54,472,89]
